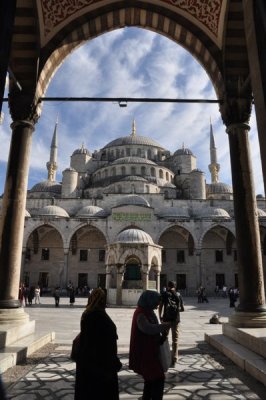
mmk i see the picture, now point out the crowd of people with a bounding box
[12,280,240,399]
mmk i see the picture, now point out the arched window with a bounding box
[104,169,108,178]
[166,172,169,181]
[145,185,150,193]
[131,166,136,175]
[111,167,116,176]
[159,169,163,179]
[141,166,146,176]
[151,167,155,177]
[121,166,126,175]
[137,148,141,156]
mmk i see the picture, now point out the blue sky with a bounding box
[0,27,264,195]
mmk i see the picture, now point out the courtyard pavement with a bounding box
[2,296,266,399]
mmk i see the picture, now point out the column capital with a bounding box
[8,90,41,125]
[226,122,251,135]
[220,95,252,127]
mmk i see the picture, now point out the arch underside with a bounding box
[9,0,251,118]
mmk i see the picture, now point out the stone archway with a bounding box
[0,1,265,327]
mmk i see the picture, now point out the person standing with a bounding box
[54,287,60,307]
[74,288,122,400]
[159,281,184,367]
[69,286,75,306]
[34,285,41,304]
[129,290,169,400]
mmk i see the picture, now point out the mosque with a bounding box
[17,121,266,305]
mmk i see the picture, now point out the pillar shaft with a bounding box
[0,120,34,308]
[227,123,266,312]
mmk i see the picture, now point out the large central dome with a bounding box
[103,135,165,149]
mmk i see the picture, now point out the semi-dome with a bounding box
[116,228,154,244]
[112,157,156,165]
[30,180,62,194]
[103,135,165,149]
[76,205,108,217]
[158,207,190,219]
[116,194,150,208]
[194,207,230,219]
[207,182,233,194]
[31,205,69,218]
[174,147,194,156]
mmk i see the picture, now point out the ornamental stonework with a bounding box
[163,0,223,36]
[40,0,223,38]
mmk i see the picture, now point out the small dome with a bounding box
[72,145,91,156]
[76,206,107,217]
[116,194,150,208]
[158,207,190,219]
[31,205,69,218]
[174,147,194,156]
[116,228,154,244]
[30,180,62,194]
[112,157,156,166]
[195,207,230,219]
[207,182,233,194]
[104,135,165,149]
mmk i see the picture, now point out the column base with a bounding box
[0,299,21,308]
[0,307,29,325]
[228,311,266,328]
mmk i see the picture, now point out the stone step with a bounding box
[0,320,35,349]
[223,324,266,358]
[205,333,266,386]
[0,331,55,373]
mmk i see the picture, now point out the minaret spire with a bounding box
[131,119,136,137]
[46,117,58,181]
[208,118,220,183]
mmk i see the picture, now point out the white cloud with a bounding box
[0,27,264,197]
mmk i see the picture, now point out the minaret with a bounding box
[208,118,220,183]
[131,119,136,137]
[46,118,58,182]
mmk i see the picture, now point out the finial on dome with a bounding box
[131,119,136,137]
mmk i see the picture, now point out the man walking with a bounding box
[159,281,184,366]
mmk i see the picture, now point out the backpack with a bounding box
[164,292,180,321]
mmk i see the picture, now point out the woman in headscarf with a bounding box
[129,290,169,400]
[74,288,122,400]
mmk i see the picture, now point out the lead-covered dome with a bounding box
[194,207,230,219]
[72,144,91,156]
[30,180,62,194]
[76,206,109,217]
[174,147,194,156]
[116,228,154,244]
[207,182,233,194]
[103,135,165,149]
[116,194,150,208]
[31,205,69,218]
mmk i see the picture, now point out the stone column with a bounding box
[243,1,266,195]
[142,265,149,290]
[195,249,202,289]
[116,264,124,305]
[105,265,112,289]
[156,271,160,292]
[63,250,69,288]
[226,122,266,326]
[0,119,35,322]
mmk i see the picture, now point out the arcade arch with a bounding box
[23,224,64,290]
[201,225,237,292]
[158,225,196,294]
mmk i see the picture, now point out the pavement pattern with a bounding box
[3,297,266,399]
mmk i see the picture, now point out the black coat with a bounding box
[74,308,121,400]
